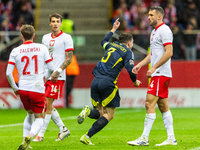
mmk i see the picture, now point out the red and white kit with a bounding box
[148,23,173,98]
[42,31,74,99]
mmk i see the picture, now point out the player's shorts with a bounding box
[91,77,120,107]
[147,76,171,98]
[45,80,65,99]
[19,90,46,113]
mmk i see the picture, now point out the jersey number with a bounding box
[21,55,38,75]
[101,47,116,63]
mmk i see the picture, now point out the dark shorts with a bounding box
[91,77,120,107]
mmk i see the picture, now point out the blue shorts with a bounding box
[91,77,120,107]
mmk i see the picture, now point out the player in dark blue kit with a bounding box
[77,18,141,145]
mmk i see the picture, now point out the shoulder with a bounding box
[160,24,172,33]
[42,33,51,39]
[62,32,72,38]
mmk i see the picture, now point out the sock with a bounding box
[23,113,34,139]
[88,109,100,119]
[30,118,44,137]
[87,116,108,138]
[38,114,51,137]
[51,108,66,133]
[162,110,175,140]
[141,113,156,140]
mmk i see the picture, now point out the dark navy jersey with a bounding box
[92,32,136,83]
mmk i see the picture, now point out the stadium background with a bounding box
[0,0,200,109]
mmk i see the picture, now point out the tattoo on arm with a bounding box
[60,50,73,70]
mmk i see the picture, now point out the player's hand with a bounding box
[147,67,156,78]
[111,18,120,32]
[43,76,48,84]
[14,90,20,97]
[132,64,141,74]
[134,80,142,87]
[51,71,59,82]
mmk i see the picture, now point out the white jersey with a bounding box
[8,41,53,93]
[150,23,173,78]
[42,31,74,80]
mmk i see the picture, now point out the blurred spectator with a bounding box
[112,1,132,32]
[163,0,177,28]
[130,0,147,27]
[12,1,34,28]
[182,1,200,29]
[196,31,200,59]
[171,25,183,59]
[182,21,197,60]
[0,18,14,44]
[60,13,75,33]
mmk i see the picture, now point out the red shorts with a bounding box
[147,76,171,98]
[19,90,46,113]
[45,80,65,99]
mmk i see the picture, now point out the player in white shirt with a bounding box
[33,13,74,142]
[6,24,54,150]
[127,6,177,146]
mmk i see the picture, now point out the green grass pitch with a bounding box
[0,108,199,150]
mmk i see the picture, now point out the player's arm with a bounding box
[101,18,120,49]
[132,54,151,74]
[6,63,19,96]
[147,44,173,78]
[51,50,73,82]
[124,53,141,87]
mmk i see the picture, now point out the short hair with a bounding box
[149,6,164,18]
[49,13,62,22]
[119,33,133,44]
[20,24,35,40]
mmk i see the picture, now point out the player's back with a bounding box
[11,42,50,93]
[93,41,133,82]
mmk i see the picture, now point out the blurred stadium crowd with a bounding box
[1,0,200,61]
[112,0,200,60]
[0,0,35,60]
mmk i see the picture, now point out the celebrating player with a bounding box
[127,6,177,146]
[77,18,141,145]
[33,13,73,142]
[6,24,54,150]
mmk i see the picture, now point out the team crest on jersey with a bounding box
[49,40,55,46]
[129,59,134,65]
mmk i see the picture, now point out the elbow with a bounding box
[101,40,104,46]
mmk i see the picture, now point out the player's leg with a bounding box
[19,92,45,150]
[34,97,53,141]
[23,112,34,140]
[127,93,158,146]
[80,105,114,145]
[155,98,177,146]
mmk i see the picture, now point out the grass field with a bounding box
[0,108,199,150]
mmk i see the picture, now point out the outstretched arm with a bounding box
[101,18,120,47]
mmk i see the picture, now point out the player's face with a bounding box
[148,10,158,27]
[128,38,134,49]
[49,17,62,32]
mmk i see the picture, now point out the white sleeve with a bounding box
[161,27,173,45]
[6,64,18,91]
[44,47,54,79]
[64,34,74,50]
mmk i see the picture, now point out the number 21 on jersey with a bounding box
[21,55,38,75]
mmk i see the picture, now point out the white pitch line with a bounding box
[190,147,200,150]
[0,109,142,128]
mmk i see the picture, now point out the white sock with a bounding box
[30,118,44,137]
[38,114,51,137]
[162,110,175,140]
[23,113,34,139]
[142,113,156,140]
[51,108,66,133]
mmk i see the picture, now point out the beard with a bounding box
[150,19,157,28]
